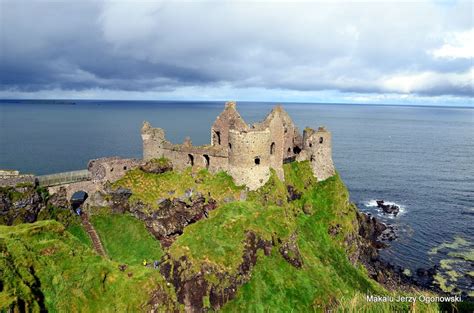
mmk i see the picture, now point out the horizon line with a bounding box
[0,98,473,109]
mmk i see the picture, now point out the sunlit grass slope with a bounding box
[0,220,177,312]
[91,214,164,264]
[158,161,440,312]
[113,167,245,211]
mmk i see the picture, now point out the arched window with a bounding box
[188,154,194,166]
[214,131,221,145]
[319,137,324,144]
[270,142,275,155]
[254,157,260,165]
[229,143,232,149]
[203,154,210,169]
[292,146,301,154]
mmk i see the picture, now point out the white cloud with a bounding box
[380,68,473,95]
[430,29,474,59]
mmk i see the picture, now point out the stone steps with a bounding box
[81,213,107,257]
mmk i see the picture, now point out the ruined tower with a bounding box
[303,126,335,181]
[141,121,165,160]
[227,129,272,190]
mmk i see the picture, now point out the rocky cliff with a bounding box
[0,161,459,312]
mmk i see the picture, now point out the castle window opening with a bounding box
[123,166,127,170]
[188,154,194,166]
[229,143,232,149]
[319,137,324,144]
[110,168,114,172]
[203,154,210,169]
[292,146,301,154]
[309,142,312,147]
[214,131,221,145]
[287,147,291,153]
[310,155,315,162]
[254,157,260,165]
[270,142,275,155]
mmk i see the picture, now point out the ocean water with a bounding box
[1,100,473,292]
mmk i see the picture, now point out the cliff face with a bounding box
[1,161,442,312]
[0,185,76,226]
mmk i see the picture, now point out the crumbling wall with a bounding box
[304,127,335,181]
[211,101,248,148]
[228,129,271,190]
[88,157,142,183]
[0,170,35,187]
[142,122,166,161]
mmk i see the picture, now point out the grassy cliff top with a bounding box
[113,167,244,211]
[0,220,178,312]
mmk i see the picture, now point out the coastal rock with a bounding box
[357,212,389,246]
[376,200,400,215]
[354,212,414,291]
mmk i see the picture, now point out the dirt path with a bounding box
[81,212,107,257]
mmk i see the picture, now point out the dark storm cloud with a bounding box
[1,0,472,98]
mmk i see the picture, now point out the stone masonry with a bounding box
[142,102,335,190]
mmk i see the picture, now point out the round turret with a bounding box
[304,126,335,181]
[228,129,271,190]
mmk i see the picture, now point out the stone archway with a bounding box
[71,190,88,209]
[203,154,210,169]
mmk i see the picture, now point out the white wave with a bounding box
[364,199,406,217]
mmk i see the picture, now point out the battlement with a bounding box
[142,102,335,189]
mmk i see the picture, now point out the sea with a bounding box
[1,100,473,294]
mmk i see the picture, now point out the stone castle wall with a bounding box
[140,101,335,190]
[88,157,142,182]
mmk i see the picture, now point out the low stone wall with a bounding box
[0,174,36,187]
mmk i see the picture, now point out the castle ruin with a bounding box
[142,101,335,190]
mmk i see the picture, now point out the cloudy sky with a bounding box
[0,0,473,105]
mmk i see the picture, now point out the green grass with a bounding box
[161,161,439,312]
[0,220,178,312]
[168,201,294,273]
[113,167,244,212]
[91,214,164,265]
[66,223,92,248]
